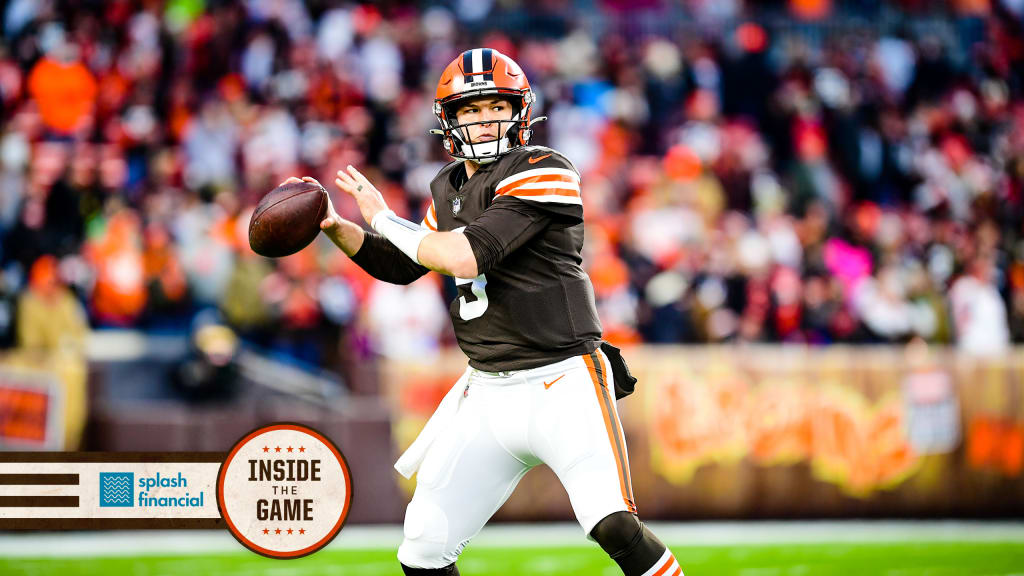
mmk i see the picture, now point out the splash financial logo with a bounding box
[100,471,204,508]
[99,472,134,507]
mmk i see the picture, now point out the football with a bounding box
[248,180,329,257]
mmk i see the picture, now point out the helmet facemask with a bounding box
[433,90,538,164]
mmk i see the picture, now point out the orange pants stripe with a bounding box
[584,351,637,514]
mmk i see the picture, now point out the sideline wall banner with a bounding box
[383,346,1024,519]
[629,346,1023,516]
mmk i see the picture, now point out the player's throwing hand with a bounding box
[334,165,388,226]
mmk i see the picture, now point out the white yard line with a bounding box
[0,521,1022,558]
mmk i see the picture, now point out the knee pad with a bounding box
[590,511,668,575]
[590,511,644,558]
[397,498,463,570]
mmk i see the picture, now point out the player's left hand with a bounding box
[334,165,388,227]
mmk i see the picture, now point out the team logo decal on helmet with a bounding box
[430,48,547,163]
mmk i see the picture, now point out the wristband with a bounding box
[371,209,431,263]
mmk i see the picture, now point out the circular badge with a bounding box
[217,423,352,558]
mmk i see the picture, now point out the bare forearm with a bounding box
[417,232,478,278]
[323,218,366,257]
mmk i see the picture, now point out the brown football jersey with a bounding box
[422,145,602,371]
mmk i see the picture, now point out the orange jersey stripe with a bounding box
[496,174,577,196]
[501,187,582,198]
[423,201,438,231]
[583,352,637,514]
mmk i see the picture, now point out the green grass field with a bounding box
[1,541,1023,576]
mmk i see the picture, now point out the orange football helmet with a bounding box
[432,48,545,163]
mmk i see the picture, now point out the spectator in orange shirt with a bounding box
[26,42,97,138]
[84,210,147,325]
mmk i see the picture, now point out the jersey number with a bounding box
[455,274,489,320]
[451,226,489,320]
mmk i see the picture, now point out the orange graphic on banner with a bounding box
[0,386,49,443]
[967,417,1023,477]
[651,372,749,476]
[649,370,919,497]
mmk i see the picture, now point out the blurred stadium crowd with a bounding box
[1,0,1024,372]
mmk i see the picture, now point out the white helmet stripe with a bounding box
[472,48,483,75]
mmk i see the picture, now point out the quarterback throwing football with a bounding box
[287,49,682,576]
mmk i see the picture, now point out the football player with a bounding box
[288,48,682,576]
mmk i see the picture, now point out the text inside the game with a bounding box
[248,459,321,521]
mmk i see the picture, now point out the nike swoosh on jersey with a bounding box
[543,374,565,389]
[528,153,553,164]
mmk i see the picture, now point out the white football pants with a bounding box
[398,348,636,569]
